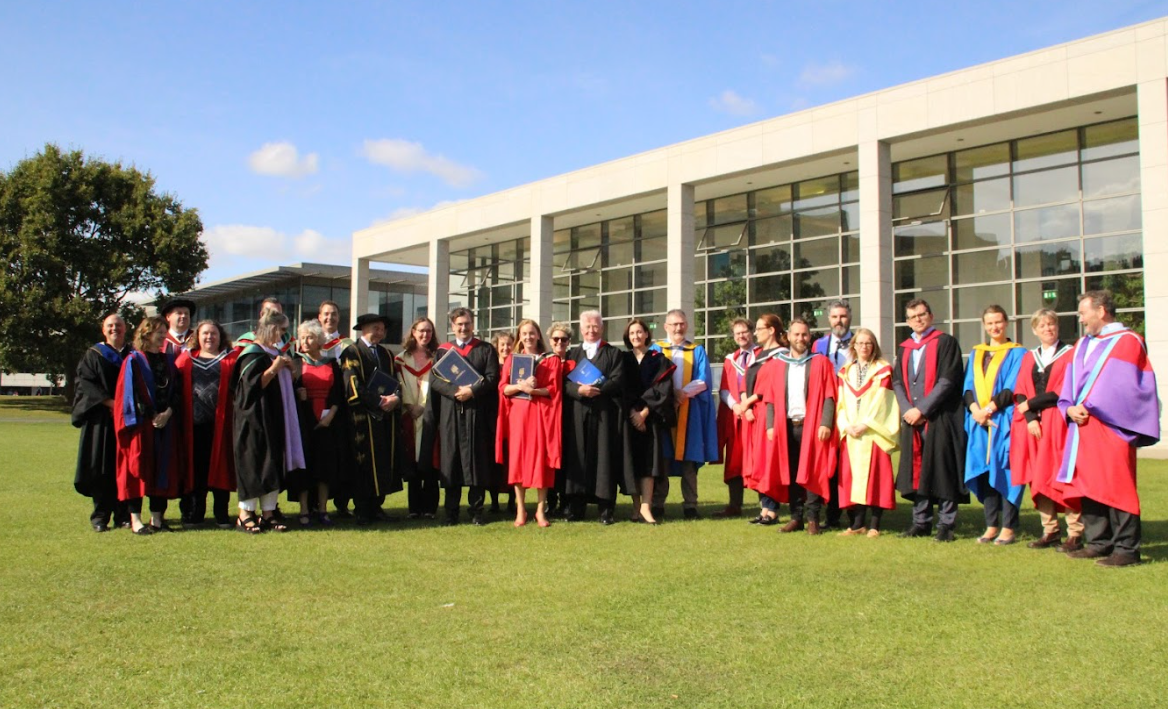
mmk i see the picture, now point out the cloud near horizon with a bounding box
[708,89,759,117]
[361,139,483,188]
[247,141,319,178]
[200,224,348,275]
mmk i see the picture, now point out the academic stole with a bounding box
[970,342,1022,464]
[656,340,695,461]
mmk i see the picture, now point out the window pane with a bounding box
[953,283,1012,319]
[751,243,792,274]
[1082,156,1140,198]
[955,321,988,349]
[893,188,949,220]
[893,155,948,194]
[640,210,668,240]
[794,206,841,238]
[574,223,601,249]
[952,213,1012,250]
[952,248,1012,285]
[794,268,839,299]
[635,262,667,289]
[750,303,791,325]
[955,143,1010,182]
[708,280,747,309]
[1017,278,1081,314]
[793,300,826,329]
[1119,310,1145,337]
[603,267,632,292]
[708,248,746,279]
[842,171,860,202]
[751,214,793,245]
[893,220,947,257]
[603,240,634,268]
[1013,165,1078,207]
[841,202,860,232]
[634,288,667,315]
[694,202,708,230]
[749,274,791,303]
[701,223,747,249]
[794,176,840,210]
[573,270,600,296]
[554,275,570,300]
[1015,129,1077,172]
[711,194,749,225]
[694,254,706,282]
[1082,118,1138,161]
[896,255,949,290]
[602,292,630,318]
[638,236,667,262]
[1014,204,1080,243]
[794,236,839,269]
[491,283,513,307]
[841,234,860,262]
[1083,195,1141,235]
[896,290,950,324]
[1084,234,1144,272]
[753,185,792,219]
[1085,272,1144,309]
[952,178,1011,216]
[842,265,860,294]
[1015,241,1081,279]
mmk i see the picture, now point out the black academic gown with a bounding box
[338,340,404,503]
[891,331,969,503]
[428,339,499,489]
[620,349,675,493]
[563,342,625,502]
[232,347,287,500]
[72,343,130,498]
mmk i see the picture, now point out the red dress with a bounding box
[496,353,562,488]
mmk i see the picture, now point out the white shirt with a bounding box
[582,340,599,360]
[1038,343,1058,367]
[786,353,810,419]
[910,327,936,373]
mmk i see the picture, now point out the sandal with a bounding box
[236,513,263,535]
[260,515,288,533]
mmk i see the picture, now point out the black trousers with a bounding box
[126,496,170,515]
[847,505,883,530]
[825,467,841,526]
[1081,497,1141,556]
[980,481,1019,531]
[180,422,230,523]
[445,485,485,520]
[911,497,958,529]
[786,421,823,523]
[89,475,128,526]
[408,471,440,515]
[726,476,744,509]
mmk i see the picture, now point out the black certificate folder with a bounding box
[365,369,400,399]
[433,349,483,388]
[510,354,534,400]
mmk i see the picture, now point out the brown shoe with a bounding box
[1067,547,1109,560]
[780,519,804,533]
[806,520,822,535]
[1096,553,1141,567]
[1056,536,1083,553]
[713,506,742,518]
[1028,532,1062,549]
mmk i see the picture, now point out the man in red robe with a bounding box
[161,298,195,355]
[762,318,837,535]
[1056,290,1159,567]
[715,317,759,518]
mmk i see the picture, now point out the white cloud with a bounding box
[247,141,319,178]
[797,60,856,88]
[371,200,467,227]
[708,89,759,117]
[201,224,347,273]
[361,139,483,188]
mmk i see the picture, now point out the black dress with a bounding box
[620,349,676,493]
[232,348,287,501]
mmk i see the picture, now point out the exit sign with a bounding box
[1043,290,1057,300]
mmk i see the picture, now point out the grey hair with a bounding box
[665,308,689,322]
[579,309,602,324]
[298,318,325,341]
[1078,290,1116,317]
[254,312,290,345]
[826,299,851,315]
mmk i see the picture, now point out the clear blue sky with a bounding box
[2,1,1165,284]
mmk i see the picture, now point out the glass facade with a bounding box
[448,237,530,338]
[892,117,1144,346]
[694,171,861,358]
[551,210,669,342]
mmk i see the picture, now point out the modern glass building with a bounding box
[351,18,1168,450]
[157,263,427,345]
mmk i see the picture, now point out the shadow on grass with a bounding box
[0,395,70,414]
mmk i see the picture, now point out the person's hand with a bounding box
[454,385,473,402]
[903,407,923,426]
[984,402,998,416]
[766,428,774,441]
[152,409,171,429]
[578,384,600,398]
[848,423,868,437]
[380,393,399,411]
[970,406,988,427]
[732,402,747,417]
[1027,420,1042,439]
[1067,404,1090,425]
[744,409,755,423]
[817,425,831,442]
[1016,400,1030,415]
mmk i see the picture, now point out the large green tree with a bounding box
[0,144,207,395]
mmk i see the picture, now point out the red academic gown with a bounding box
[175,349,239,492]
[757,354,838,504]
[1008,349,1071,509]
[113,350,193,501]
[496,353,563,489]
[742,354,779,497]
[717,346,760,482]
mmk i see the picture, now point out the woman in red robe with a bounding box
[740,314,787,525]
[496,319,562,527]
[114,316,191,534]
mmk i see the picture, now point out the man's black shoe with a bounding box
[472,513,486,526]
[933,524,955,543]
[900,525,932,538]
[683,508,701,521]
[599,510,615,526]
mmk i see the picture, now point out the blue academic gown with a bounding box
[650,340,719,474]
[963,345,1026,507]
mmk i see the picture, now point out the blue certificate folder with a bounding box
[567,357,607,386]
[509,354,535,400]
[433,348,483,388]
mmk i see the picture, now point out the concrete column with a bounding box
[858,140,894,348]
[667,182,696,317]
[428,238,450,329]
[525,215,554,325]
[1137,78,1168,454]
[350,256,371,321]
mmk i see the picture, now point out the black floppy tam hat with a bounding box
[353,313,391,331]
[161,298,196,318]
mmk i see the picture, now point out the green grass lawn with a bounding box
[1,396,1165,708]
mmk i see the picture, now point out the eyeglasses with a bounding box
[906,312,930,321]
[550,336,569,343]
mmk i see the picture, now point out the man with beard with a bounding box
[812,300,854,529]
[892,299,968,542]
[72,313,133,531]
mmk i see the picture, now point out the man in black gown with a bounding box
[338,313,403,525]
[72,313,132,532]
[429,308,499,526]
